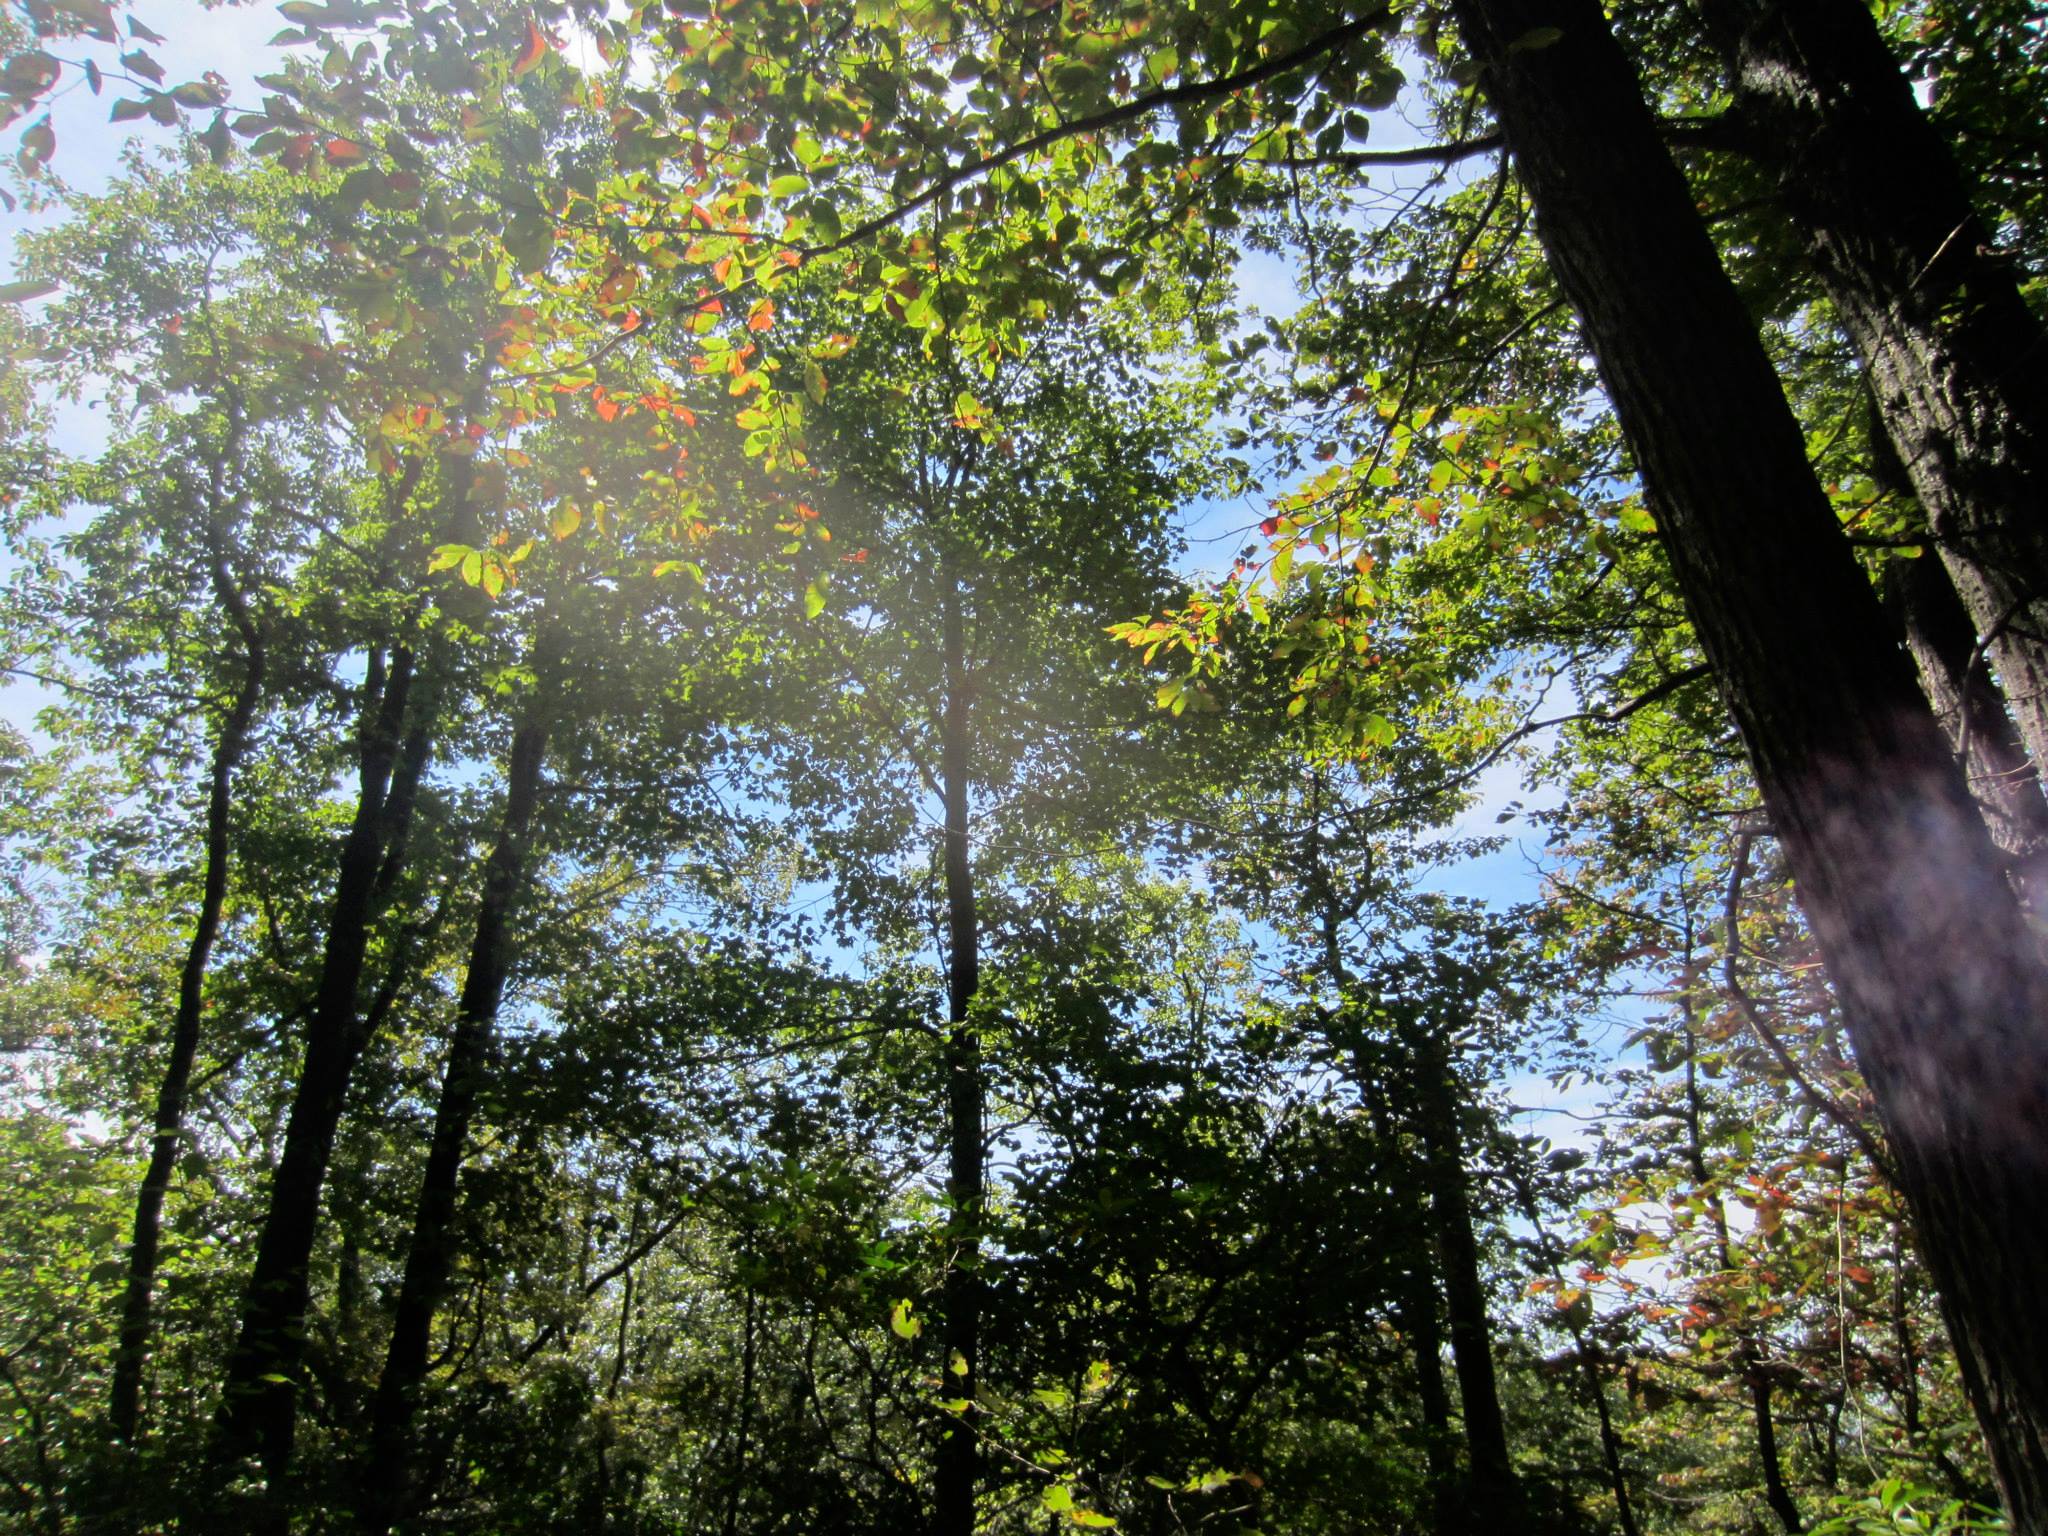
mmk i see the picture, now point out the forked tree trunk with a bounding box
[1698,0,2048,778]
[109,557,264,1443]
[1446,1,2048,1524]
[211,641,426,1492]
[360,647,558,1534]
[934,558,985,1536]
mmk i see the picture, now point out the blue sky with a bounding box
[1,1,1624,1142]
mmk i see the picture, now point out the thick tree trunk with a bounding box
[359,657,557,1534]
[211,643,424,1490]
[1699,0,2048,776]
[109,563,264,1443]
[934,560,984,1536]
[1411,1030,1522,1528]
[1447,2,2048,1525]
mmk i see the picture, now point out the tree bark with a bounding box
[1698,0,2048,777]
[934,558,984,1536]
[359,648,558,1534]
[109,552,264,1443]
[1884,550,2048,898]
[1869,389,2048,892]
[210,640,425,1492]
[1410,1029,1522,1528]
[1446,2,2048,1525]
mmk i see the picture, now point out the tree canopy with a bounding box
[3,0,2048,1532]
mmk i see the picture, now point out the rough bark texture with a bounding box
[934,564,984,1536]
[359,661,557,1534]
[211,643,423,1488]
[1885,552,2048,896]
[1871,387,2048,892]
[1447,1,2048,1526]
[109,558,264,1443]
[1412,1032,1522,1528]
[1700,0,2048,775]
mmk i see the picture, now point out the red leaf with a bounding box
[324,137,366,166]
[513,19,549,77]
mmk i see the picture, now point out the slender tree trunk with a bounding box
[211,642,424,1491]
[1410,1028,1522,1527]
[934,559,983,1536]
[1363,1070,1459,1536]
[1697,0,2048,778]
[723,1256,758,1536]
[1752,1371,1803,1534]
[1504,1162,1641,1536]
[360,655,557,1534]
[1446,2,2048,1524]
[1682,1022,1801,1531]
[109,564,264,1443]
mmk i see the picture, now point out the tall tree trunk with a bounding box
[1697,0,2048,777]
[1410,1028,1522,1527]
[934,558,983,1536]
[723,1253,758,1536]
[1360,1064,1458,1534]
[1683,1022,1802,1533]
[109,553,264,1443]
[1504,1160,1641,1536]
[1446,1,2048,1524]
[210,641,425,1492]
[360,652,558,1534]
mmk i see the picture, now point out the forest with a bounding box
[1,0,2045,1531]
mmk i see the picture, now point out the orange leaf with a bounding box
[747,299,775,332]
[513,19,549,76]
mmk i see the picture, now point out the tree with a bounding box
[1441,0,2048,1522]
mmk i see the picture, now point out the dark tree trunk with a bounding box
[934,559,984,1536]
[211,642,425,1490]
[359,656,557,1534]
[1400,1263,1459,1536]
[109,554,264,1443]
[1411,1030,1522,1528]
[1504,1161,1641,1536]
[1447,1,2048,1525]
[723,1261,758,1536]
[1699,0,2048,776]
[1752,1370,1803,1534]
